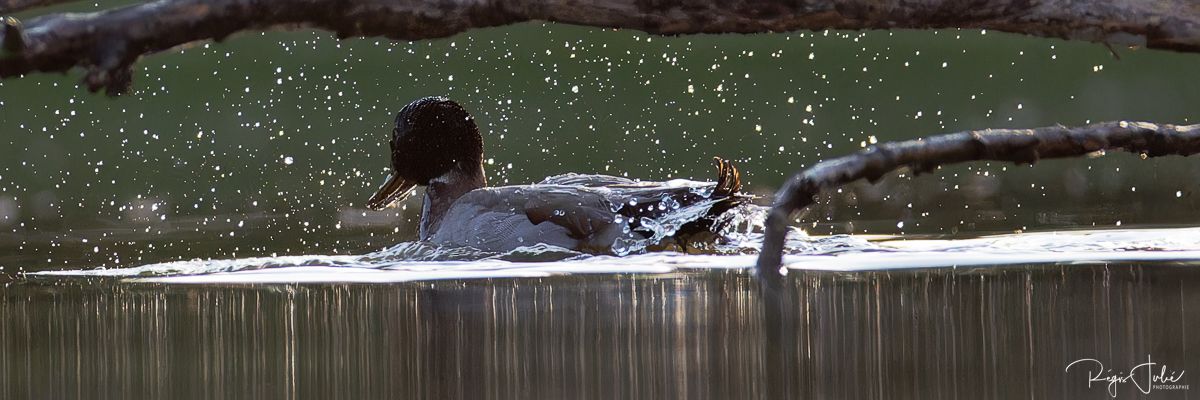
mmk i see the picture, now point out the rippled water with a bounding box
[6,209,1200,398]
[7,197,1200,400]
[30,221,1200,281]
[6,246,1200,399]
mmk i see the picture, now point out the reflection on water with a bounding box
[4,262,1198,399]
[30,226,1200,282]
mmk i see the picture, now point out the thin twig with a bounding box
[755,121,1200,279]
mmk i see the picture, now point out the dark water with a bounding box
[3,262,1197,399]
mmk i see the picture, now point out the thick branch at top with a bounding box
[2,0,1200,95]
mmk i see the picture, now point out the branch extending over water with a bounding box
[3,0,1200,94]
[0,0,70,14]
[755,121,1200,279]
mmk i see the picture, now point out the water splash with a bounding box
[25,190,1200,283]
[29,226,1200,284]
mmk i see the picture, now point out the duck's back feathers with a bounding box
[428,158,750,253]
[427,186,622,252]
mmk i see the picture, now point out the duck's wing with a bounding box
[521,187,620,240]
[430,186,620,252]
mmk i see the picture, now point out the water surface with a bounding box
[6,226,1199,398]
[5,255,1199,399]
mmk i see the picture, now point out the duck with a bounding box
[366,96,750,254]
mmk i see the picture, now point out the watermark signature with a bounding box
[1065,355,1187,397]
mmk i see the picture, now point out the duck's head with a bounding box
[366,97,484,210]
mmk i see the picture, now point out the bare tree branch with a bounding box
[2,0,1200,95]
[1,0,74,14]
[755,121,1200,279]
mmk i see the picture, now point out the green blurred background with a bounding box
[2,2,1199,271]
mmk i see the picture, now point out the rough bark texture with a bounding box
[755,121,1200,280]
[1,0,1200,94]
[0,0,71,14]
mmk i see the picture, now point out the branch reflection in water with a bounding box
[3,260,1198,399]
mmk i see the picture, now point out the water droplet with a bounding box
[661,196,680,210]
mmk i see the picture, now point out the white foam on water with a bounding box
[30,227,1200,284]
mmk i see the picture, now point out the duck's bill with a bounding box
[366,173,417,210]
